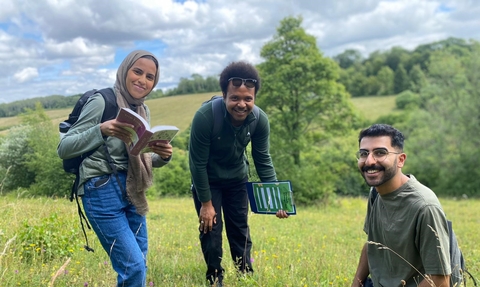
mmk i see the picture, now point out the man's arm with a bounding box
[351,243,369,287]
[251,110,276,182]
[418,275,450,287]
[189,110,212,202]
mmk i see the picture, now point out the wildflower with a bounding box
[250,258,254,263]
[84,282,88,286]
[149,282,154,286]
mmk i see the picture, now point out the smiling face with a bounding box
[126,57,157,99]
[223,81,255,126]
[358,136,406,192]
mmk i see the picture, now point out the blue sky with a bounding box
[0,0,479,103]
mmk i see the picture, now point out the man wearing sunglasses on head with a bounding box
[189,61,288,287]
[351,124,459,287]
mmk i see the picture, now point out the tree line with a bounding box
[0,16,478,204]
[1,36,476,119]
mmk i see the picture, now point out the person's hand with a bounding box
[148,142,173,160]
[100,119,134,144]
[276,210,289,219]
[199,201,217,233]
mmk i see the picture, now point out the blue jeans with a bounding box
[82,173,148,287]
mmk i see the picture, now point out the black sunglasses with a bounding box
[228,77,257,88]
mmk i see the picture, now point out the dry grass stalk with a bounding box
[48,257,71,287]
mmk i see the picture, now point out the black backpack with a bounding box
[370,187,477,287]
[60,88,118,177]
[202,95,260,138]
[58,87,118,252]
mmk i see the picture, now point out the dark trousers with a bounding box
[192,181,253,284]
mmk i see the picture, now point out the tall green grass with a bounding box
[1,195,478,286]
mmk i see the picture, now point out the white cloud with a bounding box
[13,67,39,83]
[0,0,479,103]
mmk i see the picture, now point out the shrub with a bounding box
[395,90,421,110]
[16,213,82,263]
[151,148,191,197]
[0,125,36,191]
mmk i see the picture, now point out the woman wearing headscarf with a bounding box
[58,50,172,286]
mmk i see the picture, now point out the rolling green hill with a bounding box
[0,93,398,135]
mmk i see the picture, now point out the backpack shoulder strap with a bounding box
[370,187,378,205]
[66,89,98,125]
[95,88,118,122]
[211,96,224,138]
[250,105,260,136]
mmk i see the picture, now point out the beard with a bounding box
[360,158,398,187]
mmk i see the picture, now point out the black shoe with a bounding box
[208,276,223,287]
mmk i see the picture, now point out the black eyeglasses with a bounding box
[228,77,257,88]
[356,148,401,162]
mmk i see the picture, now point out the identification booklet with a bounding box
[116,108,179,156]
[246,181,296,215]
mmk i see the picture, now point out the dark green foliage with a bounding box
[21,105,74,196]
[395,90,421,110]
[165,74,219,96]
[2,35,480,203]
[172,126,190,151]
[333,49,363,69]
[0,89,163,118]
[374,111,410,127]
[334,37,478,97]
[376,66,394,95]
[394,64,409,94]
[0,104,73,195]
[148,89,164,99]
[256,16,366,202]
[258,16,357,166]
[0,95,80,118]
[408,64,428,93]
[151,148,191,197]
[0,126,36,190]
[385,46,410,71]
[403,45,480,197]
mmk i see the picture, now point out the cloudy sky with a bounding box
[1,0,479,104]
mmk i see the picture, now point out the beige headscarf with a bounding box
[113,50,160,215]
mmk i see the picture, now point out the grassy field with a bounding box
[0,195,478,287]
[350,95,398,122]
[0,93,398,136]
[0,92,221,136]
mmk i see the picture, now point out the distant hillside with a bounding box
[0,92,397,135]
[0,92,220,135]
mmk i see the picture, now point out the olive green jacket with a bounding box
[57,92,169,196]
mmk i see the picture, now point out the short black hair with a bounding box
[219,61,261,95]
[358,124,405,150]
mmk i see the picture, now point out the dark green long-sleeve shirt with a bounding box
[189,99,277,203]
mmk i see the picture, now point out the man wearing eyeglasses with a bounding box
[189,61,288,287]
[351,124,452,287]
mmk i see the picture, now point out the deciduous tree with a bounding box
[257,16,356,167]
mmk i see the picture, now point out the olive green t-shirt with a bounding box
[364,175,451,287]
